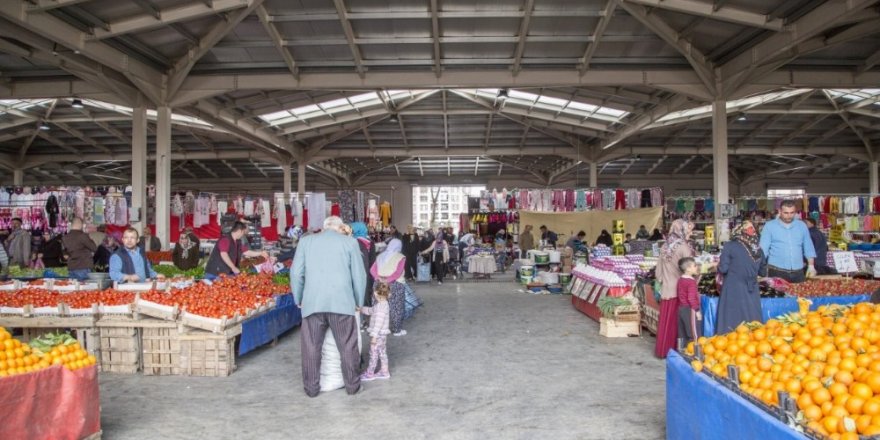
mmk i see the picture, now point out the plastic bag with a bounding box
[319,314,362,392]
[403,283,423,320]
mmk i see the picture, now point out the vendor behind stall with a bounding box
[37,231,65,268]
[109,228,159,283]
[759,200,816,283]
[805,218,835,275]
[565,231,588,253]
[172,234,200,270]
[204,221,268,280]
[594,230,614,247]
[539,225,558,247]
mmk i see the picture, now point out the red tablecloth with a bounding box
[0,365,101,440]
[104,210,294,244]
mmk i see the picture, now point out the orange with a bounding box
[864,398,880,416]
[836,371,855,386]
[829,405,850,419]
[846,397,866,415]
[866,373,880,394]
[824,416,841,434]
[804,405,824,421]
[852,383,875,400]
[864,425,880,435]
[841,358,858,372]
[814,387,833,405]
[799,393,815,410]
[830,382,851,398]
[58,345,68,355]
[785,379,802,395]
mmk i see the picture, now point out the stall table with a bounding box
[468,255,496,277]
[667,351,806,440]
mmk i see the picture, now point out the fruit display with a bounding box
[758,280,786,298]
[145,251,173,264]
[0,289,134,309]
[0,328,95,378]
[686,303,880,437]
[140,274,289,319]
[698,273,719,296]
[787,279,880,298]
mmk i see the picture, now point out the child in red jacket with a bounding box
[677,257,702,343]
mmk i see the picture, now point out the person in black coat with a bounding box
[716,221,766,334]
[37,231,65,268]
[805,218,835,275]
[594,230,614,247]
[401,225,420,281]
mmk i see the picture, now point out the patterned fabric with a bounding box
[365,335,389,375]
[388,282,406,333]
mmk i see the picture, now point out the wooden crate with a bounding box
[98,327,141,374]
[599,318,641,338]
[141,326,181,376]
[178,330,237,377]
[18,327,100,356]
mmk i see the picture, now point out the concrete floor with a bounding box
[99,281,666,440]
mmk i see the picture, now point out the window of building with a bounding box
[420,213,428,220]
[420,196,428,202]
[441,204,449,211]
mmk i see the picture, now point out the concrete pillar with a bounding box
[297,162,306,199]
[712,99,730,243]
[870,161,879,196]
[130,106,147,234]
[282,162,292,204]
[155,106,172,250]
[12,169,23,186]
[589,162,598,187]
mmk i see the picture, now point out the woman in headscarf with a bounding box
[93,235,119,272]
[421,231,450,285]
[716,221,766,334]
[37,231,65,268]
[654,219,695,358]
[371,238,412,336]
[648,228,664,241]
[172,233,200,270]
[351,222,375,307]
[594,229,614,247]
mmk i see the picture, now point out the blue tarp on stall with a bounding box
[666,351,808,440]
[238,293,302,356]
[701,294,871,336]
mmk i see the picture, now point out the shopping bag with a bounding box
[416,261,431,282]
[402,282,423,320]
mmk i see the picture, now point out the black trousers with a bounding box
[404,251,418,279]
[433,258,446,282]
[768,266,806,283]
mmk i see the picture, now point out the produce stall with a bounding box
[667,351,805,440]
[672,302,880,439]
[700,278,880,336]
[0,327,101,440]
[570,264,632,322]
[0,274,300,377]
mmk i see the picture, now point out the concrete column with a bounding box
[155,106,172,250]
[12,169,23,186]
[589,162,598,187]
[712,99,730,243]
[870,161,879,196]
[282,162,292,204]
[130,106,147,234]
[297,162,306,199]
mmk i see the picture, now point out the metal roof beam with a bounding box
[166,0,264,101]
[269,10,608,21]
[622,0,783,30]
[822,90,875,161]
[256,5,299,79]
[18,98,57,162]
[733,114,785,148]
[429,0,441,77]
[193,160,219,178]
[304,116,387,157]
[616,1,715,94]
[579,0,616,75]
[53,121,113,154]
[720,0,876,94]
[0,2,162,103]
[332,0,366,78]
[22,150,279,168]
[602,94,691,150]
[857,46,880,76]
[26,0,93,12]
[91,0,251,40]
[511,0,535,76]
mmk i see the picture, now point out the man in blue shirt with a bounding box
[759,200,817,283]
[109,227,159,283]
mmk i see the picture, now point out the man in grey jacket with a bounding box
[5,218,31,268]
[291,216,367,397]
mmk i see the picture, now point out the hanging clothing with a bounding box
[379,201,392,226]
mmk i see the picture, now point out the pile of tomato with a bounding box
[140,274,286,319]
[0,289,60,308]
[0,289,135,309]
[64,290,135,309]
[787,279,880,298]
[145,251,173,264]
[689,303,880,438]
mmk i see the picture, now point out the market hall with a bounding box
[1,0,880,438]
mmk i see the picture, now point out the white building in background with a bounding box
[412,185,485,233]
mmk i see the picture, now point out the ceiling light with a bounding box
[497,88,509,101]
[737,115,747,121]
[71,98,84,108]
[38,122,50,130]
[389,113,399,123]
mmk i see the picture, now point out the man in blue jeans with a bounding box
[759,200,817,283]
[61,218,96,281]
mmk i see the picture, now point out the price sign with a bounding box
[832,251,859,274]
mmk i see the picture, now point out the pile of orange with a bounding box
[0,327,96,378]
[688,303,880,438]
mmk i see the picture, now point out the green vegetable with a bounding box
[28,331,78,354]
[597,296,634,318]
[272,273,290,286]
[153,265,205,278]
